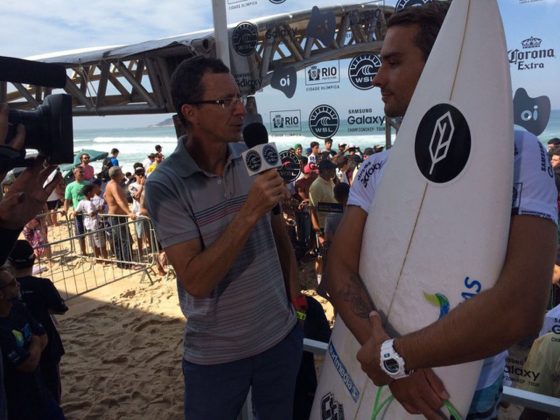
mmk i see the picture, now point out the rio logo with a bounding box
[461,276,482,300]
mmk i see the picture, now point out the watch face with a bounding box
[383,358,400,374]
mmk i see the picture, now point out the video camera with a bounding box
[0,56,74,171]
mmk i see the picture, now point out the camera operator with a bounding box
[0,104,61,265]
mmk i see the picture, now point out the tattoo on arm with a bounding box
[342,273,376,319]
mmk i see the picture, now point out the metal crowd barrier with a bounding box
[33,213,161,300]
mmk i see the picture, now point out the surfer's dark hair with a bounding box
[171,56,230,127]
[387,1,450,62]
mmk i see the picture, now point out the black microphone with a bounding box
[242,122,282,215]
[243,122,268,148]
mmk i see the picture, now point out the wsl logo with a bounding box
[309,105,340,139]
[395,0,431,10]
[513,88,551,136]
[262,144,279,166]
[348,54,381,90]
[244,150,262,172]
[232,22,258,56]
[415,103,471,184]
[508,36,555,71]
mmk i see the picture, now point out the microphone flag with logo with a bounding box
[242,122,281,177]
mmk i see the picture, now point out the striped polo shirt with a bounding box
[144,138,296,365]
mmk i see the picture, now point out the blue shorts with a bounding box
[467,374,503,420]
[182,324,303,420]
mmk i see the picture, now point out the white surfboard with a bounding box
[311,0,513,419]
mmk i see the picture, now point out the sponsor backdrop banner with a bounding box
[224,0,559,152]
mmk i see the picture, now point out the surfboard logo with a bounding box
[309,105,340,139]
[320,392,344,420]
[423,292,450,319]
[348,54,381,90]
[415,104,471,183]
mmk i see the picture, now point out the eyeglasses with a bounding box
[190,95,247,111]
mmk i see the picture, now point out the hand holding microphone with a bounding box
[242,123,288,217]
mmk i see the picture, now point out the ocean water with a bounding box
[73,110,560,175]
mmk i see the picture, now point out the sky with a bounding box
[1,0,559,130]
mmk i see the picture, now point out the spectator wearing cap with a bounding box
[547,138,560,154]
[309,159,338,283]
[8,240,68,404]
[294,144,303,158]
[143,153,156,171]
[295,162,318,205]
[309,160,337,238]
[362,147,375,160]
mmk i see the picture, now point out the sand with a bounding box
[54,266,333,419]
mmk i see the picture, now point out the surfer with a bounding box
[327,2,557,419]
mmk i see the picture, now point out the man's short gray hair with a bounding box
[108,166,122,179]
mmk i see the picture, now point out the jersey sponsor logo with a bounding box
[357,159,384,189]
[348,53,381,90]
[232,22,258,56]
[513,88,551,136]
[309,105,340,139]
[328,342,360,402]
[320,392,345,420]
[415,104,471,184]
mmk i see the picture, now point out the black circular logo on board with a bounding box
[395,0,431,10]
[415,104,471,184]
[232,22,258,56]
[278,150,301,183]
[309,105,340,139]
[262,144,279,166]
[245,150,262,172]
[348,54,381,90]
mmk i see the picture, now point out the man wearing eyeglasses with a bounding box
[144,57,303,420]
